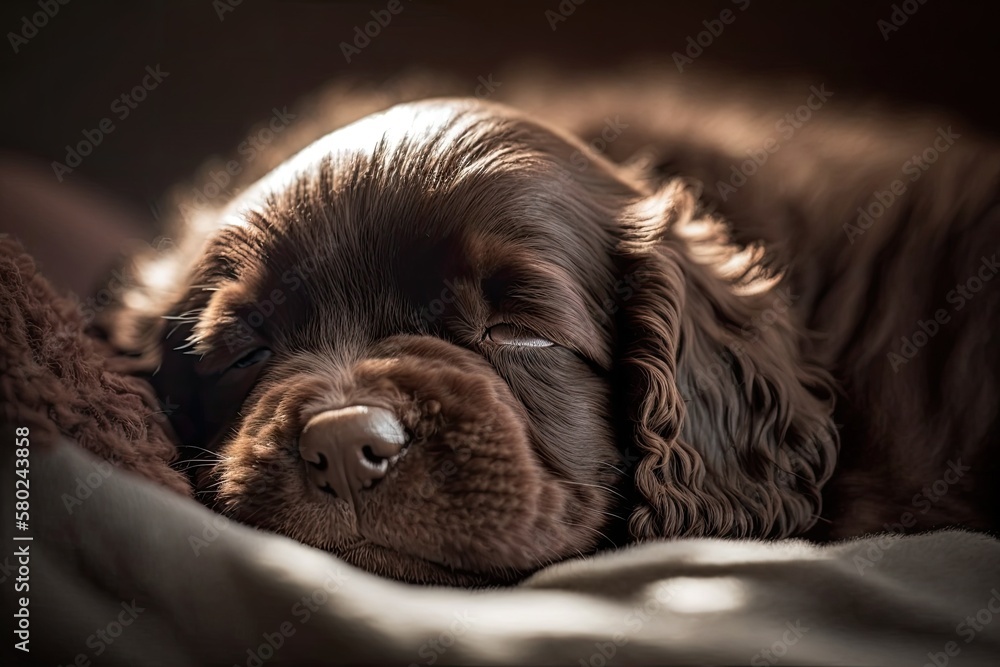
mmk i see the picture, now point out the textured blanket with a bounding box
[0,237,189,496]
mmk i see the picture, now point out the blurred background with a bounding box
[0,1,993,292]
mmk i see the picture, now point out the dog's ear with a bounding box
[614,182,838,539]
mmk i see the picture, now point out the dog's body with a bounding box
[617,90,1000,541]
[117,77,1000,584]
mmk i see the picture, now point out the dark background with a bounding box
[0,0,994,213]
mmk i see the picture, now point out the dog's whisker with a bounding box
[598,461,627,475]
[553,518,615,548]
[176,460,222,469]
[182,445,218,454]
[181,445,224,459]
[560,479,628,501]
[198,478,230,492]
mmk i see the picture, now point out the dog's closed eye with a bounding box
[483,323,554,348]
[200,347,272,439]
[231,347,271,370]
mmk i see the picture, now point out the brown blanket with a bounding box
[0,236,189,496]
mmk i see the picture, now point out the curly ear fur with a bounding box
[618,182,838,539]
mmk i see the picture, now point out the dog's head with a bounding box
[128,99,837,584]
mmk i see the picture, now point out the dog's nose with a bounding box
[298,406,408,505]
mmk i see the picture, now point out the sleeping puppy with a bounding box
[120,96,999,585]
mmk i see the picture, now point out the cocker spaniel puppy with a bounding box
[117,96,999,585]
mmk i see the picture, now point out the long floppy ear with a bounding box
[616,182,838,539]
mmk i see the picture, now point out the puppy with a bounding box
[119,96,999,585]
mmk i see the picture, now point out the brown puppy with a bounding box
[119,96,998,585]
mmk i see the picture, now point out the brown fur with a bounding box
[114,82,1000,584]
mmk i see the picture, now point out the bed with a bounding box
[8,439,998,666]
